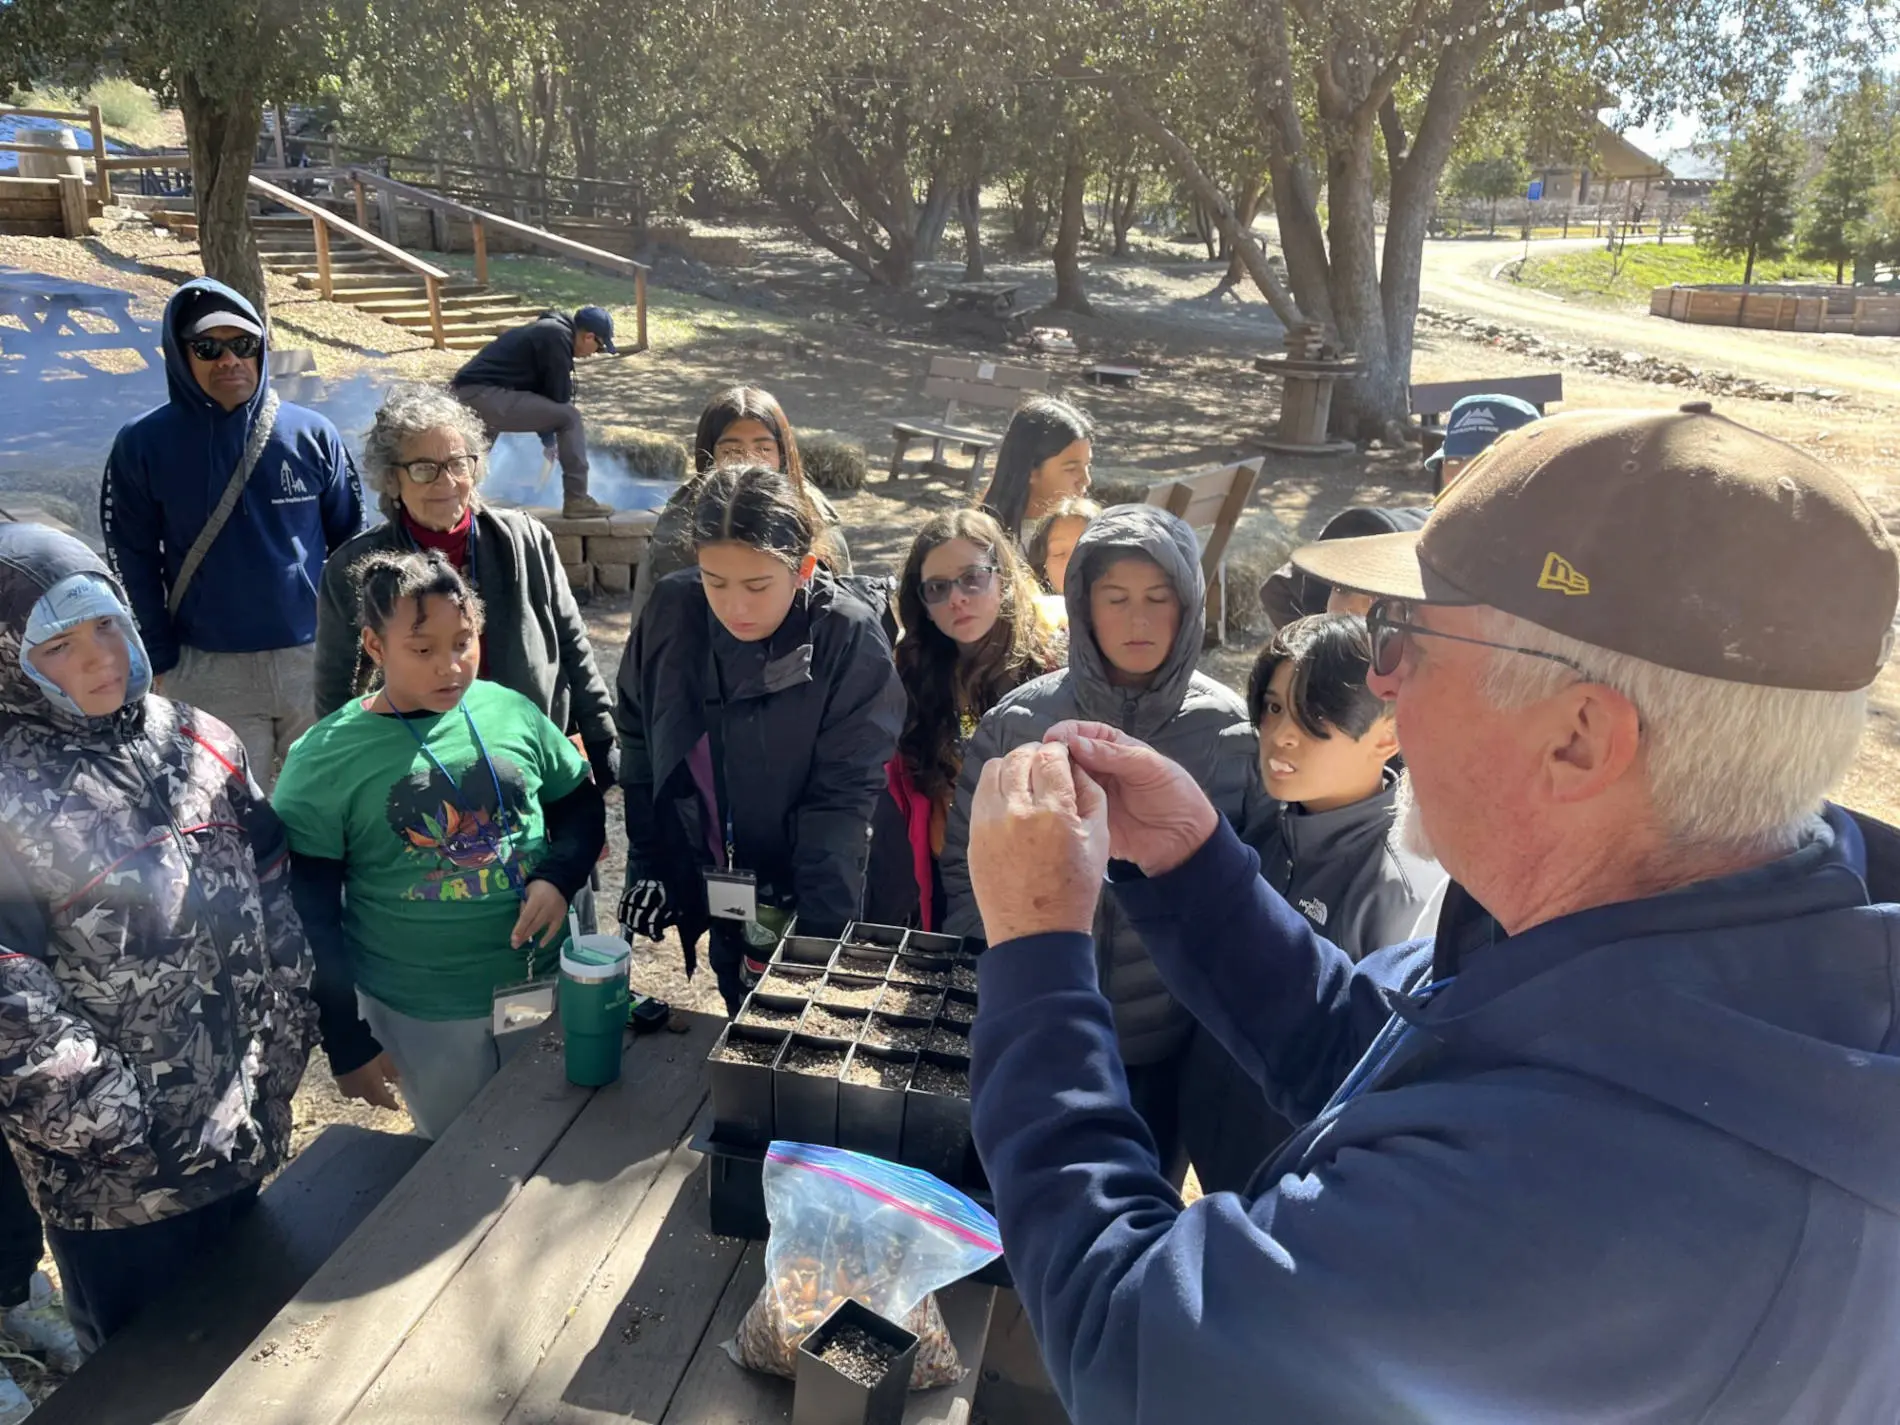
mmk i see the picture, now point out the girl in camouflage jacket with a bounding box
[0,522,317,1350]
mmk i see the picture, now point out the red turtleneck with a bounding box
[400,507,488,677]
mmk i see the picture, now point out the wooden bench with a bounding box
[889,355,1050,493]
[1143,457,1264,646]
[179,1012,996,1425]
[1409,374,1563,455]
[36,1125,430,1425]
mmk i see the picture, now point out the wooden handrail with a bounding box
[346,168,648,274]
[1,105,113,201]
[347,166,648,352]
[0,104,93,123]
[249,174,452,349]
[96,151,193,171]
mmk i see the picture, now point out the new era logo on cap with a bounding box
[1290,403,1900,691]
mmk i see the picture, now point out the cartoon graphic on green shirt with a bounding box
[274,681,588,1021]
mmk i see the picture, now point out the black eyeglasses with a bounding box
[919,565,997,606]
[395,454,480,485]
[187,334,262,362]
[1365,598,1587,678]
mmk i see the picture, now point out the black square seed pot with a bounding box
[754,964,825,1001]
[900,1050,974,1186]
[815,972,887,1015]
[837,1045,915,1161]
[775,935,839,969]
[733,991,810,1034]
[840,921,908,955]
[939,988,977,1026]
[858,1011,932,1054]
[834,948,896,981]
[774,1034,845,1147]
[797,1001,868,1045]
[887,952,954,990]
[708,1023,787,1149]
[793,1297,920,1425]
[706,1149,768,1239]
[902,929,964,957]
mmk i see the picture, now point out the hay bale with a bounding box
[594,425,689,482]
[1089,467,1162,508]
[801,431,870,494]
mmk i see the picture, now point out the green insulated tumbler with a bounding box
[560,933,632,1086]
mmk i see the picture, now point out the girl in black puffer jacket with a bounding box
[615,465,904,1014]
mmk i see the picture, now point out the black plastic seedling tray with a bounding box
[837,1045,915,1161]
[775,935,840,968]
[840,921,908,954]
[734,991,809,1033]
[900,1049,973,1186]
[774,1034,846,1146]
[709,1023,788,1149]
[793,1297,920,1425]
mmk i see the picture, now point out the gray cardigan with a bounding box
[313,504,618,782]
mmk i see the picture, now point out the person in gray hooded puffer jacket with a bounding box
[942,505,1264,1177]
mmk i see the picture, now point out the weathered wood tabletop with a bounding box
[182,1009,994,1425]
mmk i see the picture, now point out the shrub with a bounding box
[592,425,689,482]
[800,432,870,494]
[87,79,159,132]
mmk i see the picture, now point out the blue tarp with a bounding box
[0,114,123,174]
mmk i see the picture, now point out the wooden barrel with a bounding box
[14,127,85,182]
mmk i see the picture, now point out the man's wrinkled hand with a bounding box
[969,741,1109,945]
[1042,720,1218,876]
[335,1050,403,1112]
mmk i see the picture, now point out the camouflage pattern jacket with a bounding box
[0,528,316,1229]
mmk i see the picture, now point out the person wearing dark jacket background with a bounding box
[101,277,363,787]
[961,404,1900,1423]
[1184,612,1444,1192]
[616,464,903,1013]
[942,505,1264,1179]
[451,306,617,519]
[0,522,316,1352]
[1258,503,1428,628]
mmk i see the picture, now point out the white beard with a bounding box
[1394,771,1436,862]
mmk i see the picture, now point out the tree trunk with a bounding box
[1744,242,1757,287]
[178,74,267,322]
[914,173,954,264]
[959,182,986,279]
[1011,182,1045,252]
[1051,143,1093,314]
[1323,125,1405,440]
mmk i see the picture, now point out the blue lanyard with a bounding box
[380,691,528,902]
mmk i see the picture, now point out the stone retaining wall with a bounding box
[523,506,659,597]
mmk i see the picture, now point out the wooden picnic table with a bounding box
[182,1009,995,1425]
[0,267,153,377]
[944,281,1020,316]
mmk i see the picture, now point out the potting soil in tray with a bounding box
[889,962,953,989]
[842,1053,915,1089]
[818,1323,901,1386]
[759,968,822,996]
[837,946,895,973]
[912,1060,969,1096]
[817,977,885,1010]
[859,1017,927,1051]
[801,1005,867,1040]
[880,986,944,1019]
[714,1035,784,1067]
[738,1001,805,1030]
[922,1026,970,1056]
[949,963,980,994]
[783,1044,848,1077]
[938,997,975,1025]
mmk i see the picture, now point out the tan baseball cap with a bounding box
[1293,403,1899,691]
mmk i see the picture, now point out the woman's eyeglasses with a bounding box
[920,566,998,606]
[1365,597,1587,678]
[186,335,262,362]
[396,454,480,485]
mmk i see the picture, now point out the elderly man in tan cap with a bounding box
[957,404,1900,1424]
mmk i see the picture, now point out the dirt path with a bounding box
[1419,237,1900,403]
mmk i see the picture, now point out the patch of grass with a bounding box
[434,251,800,351]
[1518,243,1837,308]
[86,79,159,134]
[801,432,870,493]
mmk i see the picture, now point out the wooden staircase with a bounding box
[153,209,548,352]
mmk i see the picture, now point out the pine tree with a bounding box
[1798,82,1887,283]
[1695,111,1803,287]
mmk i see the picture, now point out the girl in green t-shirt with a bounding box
[276,550,605,1138]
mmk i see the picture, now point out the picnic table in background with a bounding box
[943,282,1020,316]
[178,1009,996,1425]
[0,267,152,378]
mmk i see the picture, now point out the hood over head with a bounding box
[0,524,152,730]
[1064,505,1206,737]
[162,277,272,417]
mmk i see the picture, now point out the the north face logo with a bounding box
[1297,897,1329,927]
[1537,552,1590,596]
[280,462,308,497]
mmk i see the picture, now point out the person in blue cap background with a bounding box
[1429,392,1541,492]
[451,306,620,519]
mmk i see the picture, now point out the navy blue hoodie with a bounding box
[101,279,363,675]
[971,809,1900,1423]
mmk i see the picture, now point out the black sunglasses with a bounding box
[1364,598,1587,678]
[187,334,262,362]
[920,565,998,606]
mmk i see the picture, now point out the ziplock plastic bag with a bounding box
[728,1141,1002,1388]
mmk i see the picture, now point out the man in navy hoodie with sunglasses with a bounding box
[965,403,1900,1424]
[102,278,361,786]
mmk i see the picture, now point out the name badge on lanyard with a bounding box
[705,867,758,922]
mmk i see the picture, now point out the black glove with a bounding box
[618,878,673,943]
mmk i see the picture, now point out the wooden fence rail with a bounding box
[0,103,113,203]
[247,174,452,349]
[346,167,648,352]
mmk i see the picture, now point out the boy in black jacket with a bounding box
[1185,613,1444,1192]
